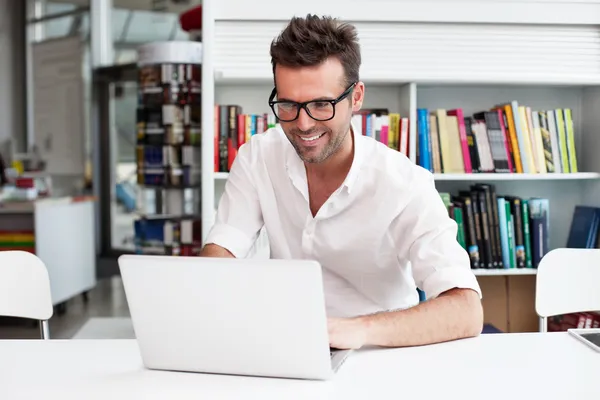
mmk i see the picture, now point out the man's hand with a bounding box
[327,317,367,350]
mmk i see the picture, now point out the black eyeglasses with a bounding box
[268,82,356,122]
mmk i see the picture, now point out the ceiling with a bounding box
[42,1,196,64]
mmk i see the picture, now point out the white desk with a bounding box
[2,332,598,400]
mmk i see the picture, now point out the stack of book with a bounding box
[0,230,35,253]
[350,108,411,156]
[416,102,578,174]
[439,184,550,270]
[213,105,276,173]
[133,217,202,256]
[134,61,202,256]
[136,63,202,187]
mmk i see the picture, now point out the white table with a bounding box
[2,332,598,400]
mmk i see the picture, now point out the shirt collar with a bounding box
[342,120,364,194]
[284,119,364,196]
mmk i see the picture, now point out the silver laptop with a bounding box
[118,254,351,380]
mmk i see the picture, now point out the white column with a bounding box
[90,0,113,67]
[201,0,215,244]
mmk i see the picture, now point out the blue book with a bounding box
[497,198,510,269]
[587,211,600,248]
[417,108,431,171]
[567,205,600,248]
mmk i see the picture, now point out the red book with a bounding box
[495,109,514,173]
[214,105,220,172]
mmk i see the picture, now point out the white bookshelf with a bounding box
[472,269,537,277]
[434,173,600,181]
[201,0,600,332]
[215,172,600,182]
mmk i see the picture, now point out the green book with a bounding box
[505,201,516,268]
[439,192,451,210]
[453,207,466,250]
[522,199,533,268]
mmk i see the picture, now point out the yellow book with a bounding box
[389,113,401,151]
[435,109,452,173]
[564,109,578,173]
[518,106,537,173]
[0,233,35,242]
[429,114,442,173]
[445,115,465,173]
[245,115,252,143]
[555,109,570,173]
[496,104,523,173]
[531,110,547,173]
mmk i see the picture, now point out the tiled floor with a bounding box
[0,276,130,340]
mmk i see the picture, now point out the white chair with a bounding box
[0,251,54,339]
[535,248,600,332]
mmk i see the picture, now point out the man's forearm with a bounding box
[199,243,235,258]
[357,288,483,347]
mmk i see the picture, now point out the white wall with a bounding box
[0,0,26,151]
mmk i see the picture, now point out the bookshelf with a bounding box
[473,269,537,277]
[134,42,203,256]
[214,171,600,182]
[200,0,600,332]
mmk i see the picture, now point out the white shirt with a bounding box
[205,124,482,318]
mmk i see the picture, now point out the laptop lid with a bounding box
[118,254,334,380]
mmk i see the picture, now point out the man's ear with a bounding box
[352,81,365,112]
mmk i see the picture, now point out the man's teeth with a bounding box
[300,133,324,141]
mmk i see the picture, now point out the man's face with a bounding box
[273,57,363,164]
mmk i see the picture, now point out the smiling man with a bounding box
[200,14,483,349]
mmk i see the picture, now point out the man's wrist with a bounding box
[353,314,376,346]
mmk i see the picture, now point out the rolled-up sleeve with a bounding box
[204,141,264,258]
[395,171,482,300]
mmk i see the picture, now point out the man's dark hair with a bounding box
[269,14,361,87]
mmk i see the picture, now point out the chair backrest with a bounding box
[535,248,600,320]
[0,251,53,321]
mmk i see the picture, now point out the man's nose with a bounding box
[296,107,316,132]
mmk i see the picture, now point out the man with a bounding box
[201,14,483,349]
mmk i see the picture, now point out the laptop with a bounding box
[118,254,351,380]
[568,328,600,353]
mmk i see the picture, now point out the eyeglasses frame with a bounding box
[268,82,357,122]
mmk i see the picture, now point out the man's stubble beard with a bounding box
[287,121,351,164]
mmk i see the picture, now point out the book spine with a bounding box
[463,198,480,269]
[555,109,570,173]
[522,200,533,268]
[511,198,526,268]
[510,101,532,173]
[227,105,239,171]
[564,108,578,173]
[505,200,516,268]
[482,187,498,268]
[496,109,514,173]
[497,198,510,268]
[417,109,432,172]
[470,192,485,268]
[429,114,442,173]
[490,187,503,268]
[214,105,220,172]
[453,206,466,250]
[219,105,228,172]
[451,109,473,173]
[538,111,555,173]
[502,104,523,173]
[477,191,493,269]
[546,110,562,173]
[464,117,480,173]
